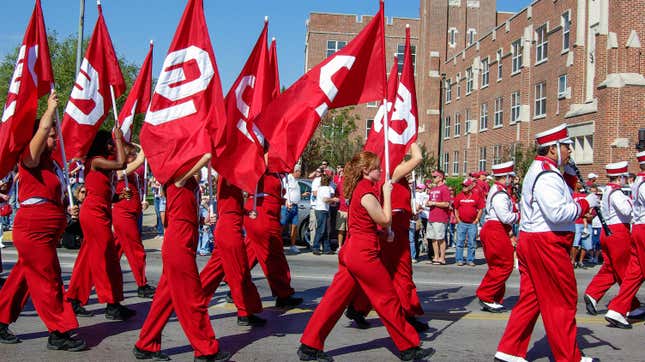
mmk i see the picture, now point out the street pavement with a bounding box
[0,211,643,361]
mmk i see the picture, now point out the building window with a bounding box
[562,11,571,51]
[445,79,452,103]
[479,103,488,131]
[511,91,521,123]
[456,81,462,98]
[454,113,461,136]
[465,109,471,133]
[396,44,416,73]
[466,67,473,94]
[494,97,503,127]
[496,49,503,80]
[367,101,378,108]
[493,144,502,164]
[512,39,522,74]
[569,123,595,164]
[535,24,548,63]
[365,119,373,139]
[479,147,487,171]
[558,74,568,98]
[535,82,546,118]
[444,116,451,139]
[326,40,347,57]
[443,152,450,173]
[463,150,468,175]
[481,58,489,87]
[453,151,459,175]
[467,28,477,46]
[448,28,457,47]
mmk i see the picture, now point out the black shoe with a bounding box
[406,316,430,332]
[345,306,370,329]
[70,299,94,317]
[224,292,234,304]
[194,350,231,362]
[324,250,335,255]
[237,314,267,327]
[584,294,598,315]
[312,250,322,255]
[0,323,19,344]
[276,295,303,309]
[400,347,435,361]
[297,343,333,362]
[137,284,156,299]
[132,346,171,360]
[46,331,86,351]
[105,303,136,321]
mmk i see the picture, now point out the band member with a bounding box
[66,129,135,320]
[0,92,85,350]
[298,151,433,362]
[584,162,640,319]
[134,155,230,361]
[604,151,645,328]
[476,161,519,313]
[112,143,155,298]
[495,124,599,362]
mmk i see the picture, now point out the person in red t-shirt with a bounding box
[454,178,485,266]
[426,170,451,264]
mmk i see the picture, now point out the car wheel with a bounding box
[298,217,311,247]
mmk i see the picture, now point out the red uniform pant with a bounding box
[199,213,262,317]
[301,235,419,352]
[585,224,639,310]
[113,204,147,287]
[67,195,123,304]
[497,231,582,362]
[0,204,78,333]
[607,224,645,315]
[476,221,514,304]
[243,197,294,298]
[135,184,219,357]
[351,212,423,318]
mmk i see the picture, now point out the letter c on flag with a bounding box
[65,58,105,126]
[2,45,38,123]
[315,55,356,118]
[388,84,416,145]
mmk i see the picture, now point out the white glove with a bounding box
[585,193,600,209]
[563,163,578,177]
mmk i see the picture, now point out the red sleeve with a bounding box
[577,199,591,218]
[477,193,485,209]
[563,172,578,191]
[453,194,461,208]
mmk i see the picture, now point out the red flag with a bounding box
[0,0,54,177]
[255,3,386,173]
[118,41,153,143]
[213,20,272,192]
[141,0,226,185]
[363,57,399,166]
[268,37,281,99]
[60,3,125,161]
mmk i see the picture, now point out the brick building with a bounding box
[305,1,644,179]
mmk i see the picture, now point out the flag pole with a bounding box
[380,0,391,182]
[411,170,417,215]
[110,84,129,190]
[51,84,74,207]
[207,162,214,216]
[142,158,148,202]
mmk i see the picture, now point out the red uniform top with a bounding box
[454,190,485,223]
[216,177,244,216]
[347,179,379,241]
[165,177,199,225]
[258,173,284,204]
[84,157,113,202]
[114,173,141,212]
[427,183,451,223]
[391,178,411,213]
[18,151,63,206]
[572,192,587,224]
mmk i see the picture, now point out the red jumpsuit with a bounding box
[112,173,147,287]
[135,178,220,357]
[67,158,123,304]
[243,173,294,298]
[198,178,263,317]
[585,184,639,311]
[0,153,78,333]
[301,179,419,352]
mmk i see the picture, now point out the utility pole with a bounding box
[75,0,86,75]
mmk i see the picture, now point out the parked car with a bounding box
[295,179,312,246]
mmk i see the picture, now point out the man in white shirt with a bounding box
[308,169,322,248]
[282,167,303,254]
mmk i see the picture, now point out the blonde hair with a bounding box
[343,151,380,200]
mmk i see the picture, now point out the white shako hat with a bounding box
[605,161,629,177]
[535,124,573,147]
[637,151,645,165]
[491,161,515,177]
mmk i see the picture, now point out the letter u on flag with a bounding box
[0,0,54,178]
[140,0,226,185]
[60,1,125,162]
[118,42,153,143]
[255,2,386,173]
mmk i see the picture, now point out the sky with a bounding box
[0,0,530,91]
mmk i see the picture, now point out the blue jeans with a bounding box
[154,196,164,236]
[409,220,418,260]
[198,225,213,255]
[456,222,478,263]
[445,223,456,247]
[280,204,299,226]
[313,210,330,252]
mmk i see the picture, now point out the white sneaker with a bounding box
[494,351,528,362]
[627,306,645,320]
[289,245,300,254]
[580,357,599,362]
[605,310,631,329]
[584,294,598,315]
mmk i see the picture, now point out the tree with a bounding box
[413,143,438,182]
[0,31,141,141]
[503,142,536,179]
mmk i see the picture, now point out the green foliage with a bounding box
[445,176,465,193]
[0,31,142,141]
[504,142,536,179]
[413,143,437,181]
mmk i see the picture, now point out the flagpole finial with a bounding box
[150,39,154,45]
[406,23,410,29]
[97,0,101,6]
[265,16,268,23]
[272,37,276,42]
